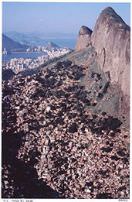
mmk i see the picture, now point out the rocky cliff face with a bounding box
[74,7,130,124]
[91,7,130,98]
[75,26,92,51]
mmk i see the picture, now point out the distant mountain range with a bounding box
[2,34,63,53]
[2,34,29,52]
[5,32,46,46]
[5,31,76,48]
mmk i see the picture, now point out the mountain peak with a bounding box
[99,6,129,29]
[46,41,59,49]
[79,26,92,36]
[91,6,130,108]
[48,41,59,47]
[101,6,116,14]
[75,26,92,51]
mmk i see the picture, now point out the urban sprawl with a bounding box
[2,46,71,74]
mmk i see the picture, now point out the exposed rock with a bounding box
[72,7,130,125]
[91,7,130,99]
[75,26,92,51]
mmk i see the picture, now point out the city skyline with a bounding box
[3,2,130,35]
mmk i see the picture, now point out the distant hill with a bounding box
[5,31,76,48]
[46,42,60,50]
[2,34,29,52]
[5,32,46,46]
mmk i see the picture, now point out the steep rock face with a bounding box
[91,7,130,98]
[75,26,92,51]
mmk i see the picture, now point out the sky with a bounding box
[2,2,130,35]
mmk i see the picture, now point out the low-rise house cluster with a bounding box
[3,47,71,74]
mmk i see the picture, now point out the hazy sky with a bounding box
[2,2,130,35]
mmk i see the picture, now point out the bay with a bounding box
[2,38,76,63]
